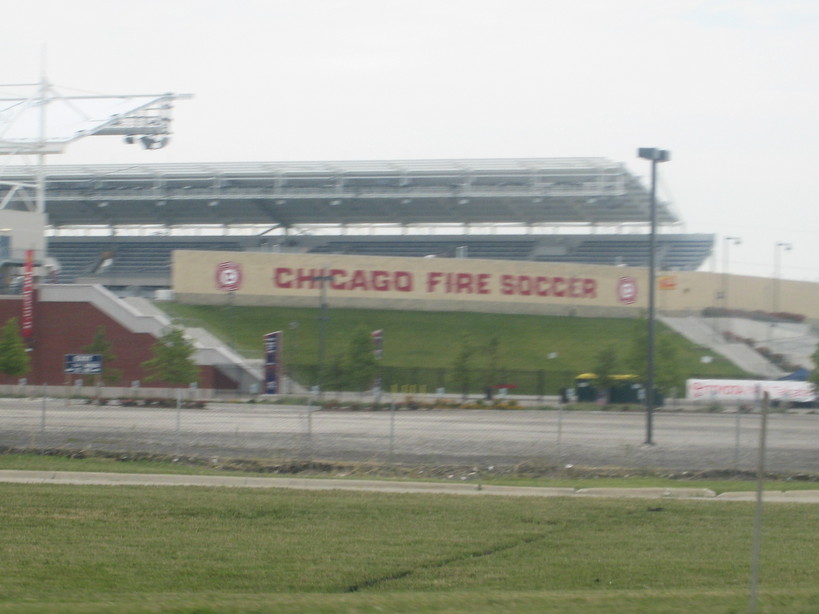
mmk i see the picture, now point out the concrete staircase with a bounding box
[125,296,309,395]
[660,315,817,378]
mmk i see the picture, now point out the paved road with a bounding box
[1,398,817,473]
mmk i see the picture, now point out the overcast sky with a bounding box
[3,0,818,281]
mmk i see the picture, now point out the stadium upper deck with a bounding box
[1,157,679,230]
[1,157,712,290]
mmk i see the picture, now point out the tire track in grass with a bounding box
[344,533,546,592]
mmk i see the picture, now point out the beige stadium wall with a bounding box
[172,251,819,323]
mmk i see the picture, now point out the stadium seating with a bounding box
[47,233,712,287]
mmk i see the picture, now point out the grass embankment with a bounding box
[159,302,746,375]
[0,480,817,613]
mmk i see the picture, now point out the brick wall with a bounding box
[0,294,224,389]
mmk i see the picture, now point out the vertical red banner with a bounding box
[21,249,34,338]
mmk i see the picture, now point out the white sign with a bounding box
[686,379,815,403]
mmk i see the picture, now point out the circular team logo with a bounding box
[617,276,638,305]
[216,261,243,292]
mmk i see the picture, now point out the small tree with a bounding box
[320,353,347,393]
[624,313,648,378]
[810,342,819,394]
[593,344,619,404]
[82,325,122,385]
[655,335,683,397]
[141,327,199,388]
[0,317,30,378]
[483,336,501,398]
[344,328,378,394]
[450,336,475,400]
[625,313,684,398]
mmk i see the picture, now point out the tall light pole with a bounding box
[637,147,670,446]
[770,241,793,348]
[312,269,334,398]
[721,235,742,315]
[773,242,792,314]
[721,235,741,343]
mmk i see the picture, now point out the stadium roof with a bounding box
[0,157,679,230]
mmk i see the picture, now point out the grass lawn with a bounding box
[157,303,746,380]
[0,479,817,613]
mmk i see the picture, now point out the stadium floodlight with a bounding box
[773,241,793,314]
[0,77,191,215]
[637,147,670,446]
[0,82,190,156]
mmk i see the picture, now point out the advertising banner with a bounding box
[686,379,815,403]
[263,331,283,394]
[64,354,103,375]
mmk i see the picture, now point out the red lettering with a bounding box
[371,270,389,291]
[349,269,369,291]
[518,275,532,296]
[535,276,550,296]
[273,267,292,288]
[395,271,413,292]
[500,274,514,295]
[476,273,490,295]
[295,268,317,289]
[569,277,581,298]
[552,276,566,297]
[329,269,347,290]
[455,273,473,294]
[583,278,597,298]
[427,272,444,292]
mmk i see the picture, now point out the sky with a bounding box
[2,0,818,281]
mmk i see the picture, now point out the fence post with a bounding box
[175,388,182,454]
[749,391,769,614]
[734,402,742,470]
[556,401,564,460]
[389,400,395,463]
[40,383,48,441]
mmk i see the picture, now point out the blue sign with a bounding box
[64,354,103,375]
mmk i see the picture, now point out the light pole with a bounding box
[770,241,792,348]
[773,242,792,314]
[721,236,742,312]
[312,269,334,397]
[287,320,299,395]
[637,147,670,446]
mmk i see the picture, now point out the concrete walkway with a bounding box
[2,470,818,504]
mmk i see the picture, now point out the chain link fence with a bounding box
[1,386,817,475]
[289,365,578,398]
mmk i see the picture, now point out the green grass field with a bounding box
[0,305,797,612]
[1,474,817,614]
[158,302,746,378]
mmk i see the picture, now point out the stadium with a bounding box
[2,157,713,290]
[1,83,817,393]
[0,77,818,614]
